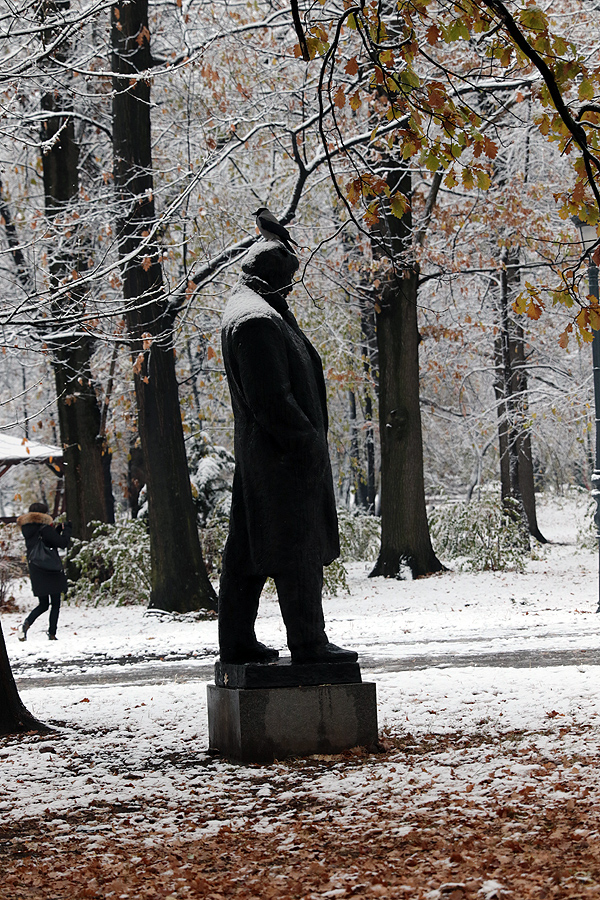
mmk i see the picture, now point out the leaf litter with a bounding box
[1,493,600,897]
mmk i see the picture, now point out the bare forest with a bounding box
[3,6,600,896]
[0,0,598,602]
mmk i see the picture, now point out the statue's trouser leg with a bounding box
[273,564,328,656]
[218,565,265,656]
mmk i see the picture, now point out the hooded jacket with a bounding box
[17,511,72,597]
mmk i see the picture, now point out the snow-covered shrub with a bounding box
[428,496,530,571]
[66,518,151,606]
[201,515,230,576]
[135,430,235,526]
[187,431,234,527]
[322,557,349,595]
[0,523,24,611]
[184,431,234,575]
[576,498,599,551]
[337,508,381,562]
[197,507,378,595]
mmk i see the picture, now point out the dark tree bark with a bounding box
[359,295,378,512]
[1,138,112,540]
[348,335,376,512]
[493,249,546,543]
[127,441,146,519]
[0,179,30,286]
[341,225,378,512]
[111,0,216,612]
[0,624,45,735]
[348,389,372,510]
[51,334,113,538]
[38,14,113,540]
[369,163,444,578]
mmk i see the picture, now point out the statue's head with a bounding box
[241,241,300,296]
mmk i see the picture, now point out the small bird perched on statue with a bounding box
[254,207,299,255]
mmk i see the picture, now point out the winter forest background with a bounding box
[0,0,598,612]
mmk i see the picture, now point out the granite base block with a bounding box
[215,658,362,689]
[207,681,378,763]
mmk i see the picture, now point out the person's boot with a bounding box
[18,622,29,642]
[47,631,57,641]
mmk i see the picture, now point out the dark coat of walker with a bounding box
[221,255,340,576]
[18,511,72,597]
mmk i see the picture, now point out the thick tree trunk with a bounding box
[40,66,112,539]
[369,160,443,578]
[493,251,546,544]
[112,0,216,612]
[360,297,377,512]
[52,340,112,537]
[0,624,45,735]
[341,226,378,512]
[370,267,444,577]
[127,441,146,518]
[348,385,376,511]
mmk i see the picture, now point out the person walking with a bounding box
[17,502,72,641]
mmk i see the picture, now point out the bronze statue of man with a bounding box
[218,240,357,666]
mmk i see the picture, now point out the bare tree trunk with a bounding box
[371,266,444,577]
[340,226,378,512]
[1,156,112,541]
[37,13,113,539]
[111,0,216,612]
[127,441,146,518]
[494,250,546,543]
[370,162,443,578]
[0,625,45,735]
[361,296,378,512]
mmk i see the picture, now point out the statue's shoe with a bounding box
[291,643,358,665]
[220,641,279,664]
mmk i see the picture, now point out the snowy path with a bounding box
[8,644,600,690]
[2,493,600,898]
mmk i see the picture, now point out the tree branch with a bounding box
[481,0,600,209]
[290,0,310,61]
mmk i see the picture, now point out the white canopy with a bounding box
[0,435,63,470]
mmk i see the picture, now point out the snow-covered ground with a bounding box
[1,492,599,898]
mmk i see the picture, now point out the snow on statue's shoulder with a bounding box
[221,285,283,330]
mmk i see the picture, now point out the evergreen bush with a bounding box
[337,508,381,563]
[576,498,599,551]
[187,431,234,527]
[64,503,382,604]
[66,518,151,606]
[428,496,530,571]
[0,523,24,612]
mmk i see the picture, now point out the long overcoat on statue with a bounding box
[221,275,340,576]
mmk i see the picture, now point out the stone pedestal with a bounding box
[207,660,378,763]
[214,658,362,689]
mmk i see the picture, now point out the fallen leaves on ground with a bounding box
[2,725,600,899]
